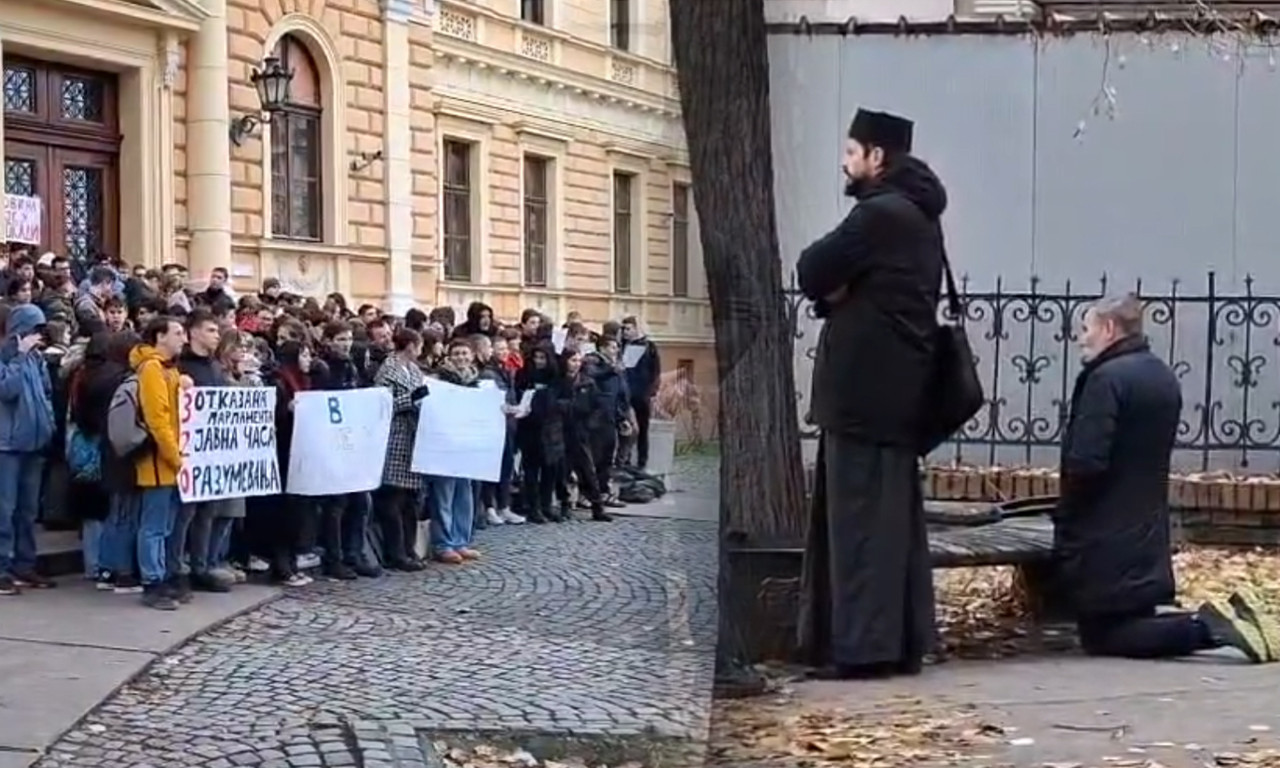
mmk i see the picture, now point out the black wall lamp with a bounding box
[229,56,294,146]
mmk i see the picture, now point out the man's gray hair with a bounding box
[1090,293,1144,337]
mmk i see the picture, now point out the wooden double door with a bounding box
[3,57,119,260]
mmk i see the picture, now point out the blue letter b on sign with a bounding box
[327,397,343,424]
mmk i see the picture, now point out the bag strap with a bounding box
[936,224,964,322]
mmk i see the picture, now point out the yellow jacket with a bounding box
[130,344,182,488]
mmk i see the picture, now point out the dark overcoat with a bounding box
[1054,335,1182,616]
[795,155,945,448]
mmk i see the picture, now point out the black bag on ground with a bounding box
[917,245,984,455]
[612,465,667,504]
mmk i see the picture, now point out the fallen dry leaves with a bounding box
[708,697,1280,768]
[932,547,1280,659]
[708,697,1005,767]
[435,743,649,768]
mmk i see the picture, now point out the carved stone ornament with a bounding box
[160,35,181,89]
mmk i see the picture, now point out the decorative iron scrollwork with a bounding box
[785,271,1280,472]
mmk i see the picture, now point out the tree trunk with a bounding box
[669,0,807,691]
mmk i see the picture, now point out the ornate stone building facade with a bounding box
[2,0,714,384]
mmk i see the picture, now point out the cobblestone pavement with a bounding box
[34,459,719,768]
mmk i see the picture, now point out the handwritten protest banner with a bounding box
[178,386,281,503]
[410,379,507,482]
[4,194,41,245]
[287,388,392,495]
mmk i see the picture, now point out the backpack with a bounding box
[613,465,667,505]
[106,374,151,459]
[65,419,102,482]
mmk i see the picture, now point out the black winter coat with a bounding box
[313,352,361,391]
[796,156,946,446]
[1053,335,1182,615]
[515,365,565,464]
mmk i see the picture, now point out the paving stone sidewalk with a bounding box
[33,461,720,768]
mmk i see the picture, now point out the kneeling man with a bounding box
[1057,294,1277,662]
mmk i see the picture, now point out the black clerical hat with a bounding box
[848,108,914,154]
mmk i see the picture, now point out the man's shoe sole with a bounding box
[1200,599,1269,663]
[1230,589,1280,662]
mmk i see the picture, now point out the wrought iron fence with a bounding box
[783,272,1280,473]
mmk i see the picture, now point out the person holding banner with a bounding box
[175,309,236,597]
[373,328,430,572]
[270,341,318,587]
[514,345,564,524]
[475,334,525,526]
[424,338,490,563]
[312,320,382,579]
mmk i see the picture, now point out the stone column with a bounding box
[382,0,422,315]
[185,0,233,280]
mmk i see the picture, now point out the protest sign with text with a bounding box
[410,379,507,482]
[287,387,393,495]
[4,194,41,245]
[179,386,281,503]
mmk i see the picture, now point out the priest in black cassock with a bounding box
[794,108,947,680]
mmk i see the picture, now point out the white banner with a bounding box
[178,387,281,503]
[4,194,41,245]
[410,378,507,482]
[287,388,392,495]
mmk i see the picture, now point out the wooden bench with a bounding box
[732,497,1066,661]
[926,498,1066,619]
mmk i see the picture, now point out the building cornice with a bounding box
[430,44,680,118]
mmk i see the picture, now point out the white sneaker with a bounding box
[247,556,271,573]
[296,553,321,570]
[485,508,504,526]
[283,573,311,587]
[499,509,526,525]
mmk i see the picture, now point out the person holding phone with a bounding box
[0,304,57,595]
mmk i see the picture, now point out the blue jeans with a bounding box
[138,487,180,585]
[428,475,474,555]
[0,452,45,576]
[167,503,196,579]
[82,519,104,577]
[102,494,139,578]
[209,517,233,570]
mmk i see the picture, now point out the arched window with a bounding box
[270,35,322,241]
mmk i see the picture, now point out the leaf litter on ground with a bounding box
[933,546,1280,659]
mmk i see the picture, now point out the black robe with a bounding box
[794,156,948,670]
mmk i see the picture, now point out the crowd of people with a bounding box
[0,248,666,610]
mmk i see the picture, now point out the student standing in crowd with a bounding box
[374,328,429,571]
[426,338,485,563]
[314,320,382,579]
[272,341,316,587]
[0,258,691,606]
[620,316,661,470]
[131,316,187,610]
[176,309,232,595]
[0,305,56,594]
